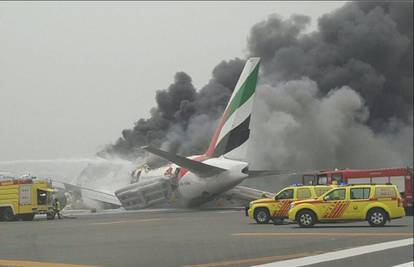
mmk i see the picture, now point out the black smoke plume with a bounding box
[99,59,245,159]
[248,2,412,128]
[101,1,412,170]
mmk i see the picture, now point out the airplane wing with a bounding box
[224,185,274,202]
[52,180,122,207]
[141,146,226,178]
[246,170,296,178]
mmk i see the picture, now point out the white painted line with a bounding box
[254,238,414,267]
[91,218,162,225]
[392,262,414,267]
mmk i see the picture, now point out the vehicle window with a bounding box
[318,175,328,185]
[375,187,397,198]
[324,189,346,201]
[390,176,405,193]
[350,188,370,199]
[332,173,343,183]
[37,189,47,205]
[314,187,331,197]
[297,188,312,200]
[302,175,315,185]
[276,189,294,200]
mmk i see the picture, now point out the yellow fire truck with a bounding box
[0,178,55,221]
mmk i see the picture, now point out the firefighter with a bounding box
[53,198,62,219]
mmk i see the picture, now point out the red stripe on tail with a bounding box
[205,110,229,157]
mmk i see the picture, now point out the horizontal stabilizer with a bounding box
[142,146,226,178]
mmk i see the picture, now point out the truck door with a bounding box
[320,188,348,220]
[272,189,294,217]
[348,187,371,219]
[403,170,413,212]
[302,175,316,185]
[37,189,48,205]
[19,185,32,205]
[19,184,32,214]
[317,175,328,185]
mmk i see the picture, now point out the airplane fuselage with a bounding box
[177,157,248,206]
[132,156,248,207]
[117,57,261,210]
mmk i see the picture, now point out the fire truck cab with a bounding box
[0,178,55,221]
[301,167,413,214]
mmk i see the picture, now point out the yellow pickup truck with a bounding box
[0,178,55,221]
[246,185,332,224]
[288,184,406,227]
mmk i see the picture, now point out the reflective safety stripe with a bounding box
[323,201,351,218]
[272,200,292,217]
[334,202,350,218]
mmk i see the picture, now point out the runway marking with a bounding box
[90,218,163,225]
[181,252,316,267]
[0,259,99,267]
[392,262,414,267]
[253,238,413,266]
[232,232,414,237]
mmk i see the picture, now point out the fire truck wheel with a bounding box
[21,213,35,221]
[254,208,270,224]
[1,207,16,222]
[367,208,387,227]
[47,212,56,220]
[297,209,316,228]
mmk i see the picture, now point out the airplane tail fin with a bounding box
[205,57,260,161]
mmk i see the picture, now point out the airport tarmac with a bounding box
[0,209,412,267]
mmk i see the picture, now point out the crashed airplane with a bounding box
[113,57,285,209]
[50,57,288,210]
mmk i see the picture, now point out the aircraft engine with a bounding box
[115,178,171,210]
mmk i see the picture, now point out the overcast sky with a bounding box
[0,1,346,161]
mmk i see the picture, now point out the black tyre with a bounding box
[297,210,316,228]
[21,213,35,221]
[254,208,270,224]
[47,212,56,220]
[2,207,15,222]
[367,208,387,227]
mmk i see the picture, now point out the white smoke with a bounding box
[75,156,137,193]
[249,78,413,170]
[0,157,137,194]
